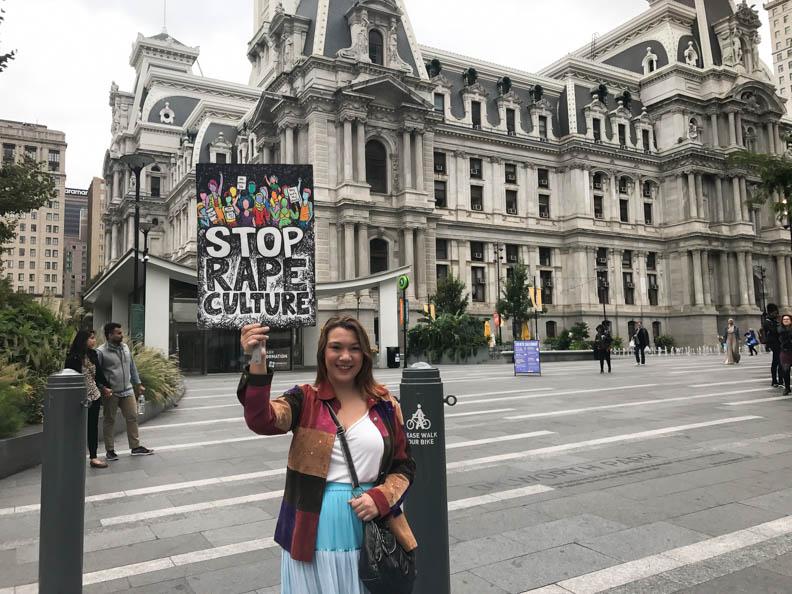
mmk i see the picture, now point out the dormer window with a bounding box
[434,93,445,113]
[506,109,516,135]
[471,101,482,129]
[593,119,602,142]
[618,124,626,147]
[369,30,384,65]
[642,47,658,74]
[538,116,548,139]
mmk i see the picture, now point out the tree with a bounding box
[430,273,469,316]
[0,156,57,256]
[728,150,792,222]
[0,0,16,73]
[496,262,532,341]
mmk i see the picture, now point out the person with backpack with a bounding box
[595,321,613,373]
[633,321,650,366]
[763,304,781,387]
[744,328,759,356]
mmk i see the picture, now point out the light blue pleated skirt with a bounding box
[281,481,375,594]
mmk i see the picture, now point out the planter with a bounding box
[0,389,184,480]
[410,346,490,366]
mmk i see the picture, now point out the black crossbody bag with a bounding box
[323,401,416,594]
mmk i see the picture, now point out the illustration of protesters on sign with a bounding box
[196,164,316,332]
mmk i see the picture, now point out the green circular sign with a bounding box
[398,275,410,291]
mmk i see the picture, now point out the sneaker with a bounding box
[131,446,155,456]
[785,389,791,396]
[772,382,779,387]
[105,450,119,462]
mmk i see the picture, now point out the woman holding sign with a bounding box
[237,317,417,594]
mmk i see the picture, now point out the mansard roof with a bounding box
[294,0,424,78]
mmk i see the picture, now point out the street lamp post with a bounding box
[118,154,155,306]
[598,277,609,324]
[493,242,504,344]
[140,217,159,317]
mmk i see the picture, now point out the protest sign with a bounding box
[196,164,316,329]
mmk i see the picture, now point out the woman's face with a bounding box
[87,333,97,349]
[783,316,792,327]
[324,327,363,387]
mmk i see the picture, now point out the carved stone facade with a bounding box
[95,0,792,364]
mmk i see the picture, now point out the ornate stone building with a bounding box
[91,0,791,370]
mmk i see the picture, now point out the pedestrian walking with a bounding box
[238,316,417,594]
[65,329,111,469]
[763,304,781,387]
[96,322,154,460]
[633,321,650,366]
[778,314,792,395]
[723,318,741,365]
[595,321,613,373]
[744,328,759,356]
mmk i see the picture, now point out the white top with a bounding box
[326,414,385,484]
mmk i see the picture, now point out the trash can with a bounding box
[386,346,400,368]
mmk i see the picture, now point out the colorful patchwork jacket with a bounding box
[237,370,418,562]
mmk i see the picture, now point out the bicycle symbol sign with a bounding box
[406,404,432,431]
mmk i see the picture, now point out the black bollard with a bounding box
[39,369,88,593]
[400,366,453,594]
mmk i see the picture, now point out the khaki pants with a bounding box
[102,394,140,451]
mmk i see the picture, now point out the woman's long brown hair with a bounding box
[315,316,387,400]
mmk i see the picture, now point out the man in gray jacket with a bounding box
[97,322,154,460]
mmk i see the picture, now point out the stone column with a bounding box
[746,252,756,306]
[775,256,789,307]
[719,251,732,306]
[344,222,355,280]
[701,251,712,306]
[611,249,624,304]
[728,111,736,146]
[415,227,427,300]
[262,144,272,164]
[609,173,618,222]
[402,227,415,298]
[343,120,354,182]
[714,177,724,222]
[285,126,295,163]
[112,169,120,202]
[402,130,413,190]
[732,177,742,223]
[110,222,119,260]
[710,113,719,147]
[735,112,744,146]
[636,250,647,306]
[104,229,112,265]
[695,173,705,219]
[786,257,792,308]
[356,120,366,183]
[692,250,705,305]
[687,172,698,219]
[414,131,424,193]
[739,177,750,222]
[737,251,749,306]
[356,223,369,279]
[767,122,777,154]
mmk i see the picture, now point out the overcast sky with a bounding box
[0,0,775,188]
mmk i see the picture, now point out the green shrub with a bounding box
[570,339,593,351]
[654,335,676,350]
[612,336,624,350]
[0,278,73,423]
[0,358,33,438]
[129,341,183,405]
[408,313,488,362]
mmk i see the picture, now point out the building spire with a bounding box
[161,0,168,34]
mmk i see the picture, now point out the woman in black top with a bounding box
[778,315,792,395]
[65,330,111,468]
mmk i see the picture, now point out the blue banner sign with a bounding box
[514,340,541,376]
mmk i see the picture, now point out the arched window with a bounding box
[545,321,557,338]
[370,238,388,274]
[369,30,384,65]
[652,321,661,339]
[365,139,388,193]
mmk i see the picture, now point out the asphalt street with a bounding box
[3,352,792,593]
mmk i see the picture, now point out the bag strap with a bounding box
[323,401,360,490]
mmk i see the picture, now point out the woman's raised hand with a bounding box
[241,323,270,358]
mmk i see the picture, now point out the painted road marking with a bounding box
[447,416,762,472]
[504,388,768,420]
